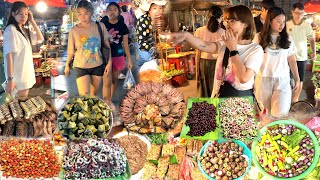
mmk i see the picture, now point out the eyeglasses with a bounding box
[223,18,240,24]
[293,11,305,16]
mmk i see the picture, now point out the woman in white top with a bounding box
[194,5,224,97]
[170,5,264,98]
[3,1,44,98]
[254,7,300,118]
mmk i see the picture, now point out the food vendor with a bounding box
[135,0,168,69]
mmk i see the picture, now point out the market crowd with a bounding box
[1,0,316,120]
[170,0,316,119]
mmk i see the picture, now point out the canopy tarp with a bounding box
[304,0,320,13]
[4,0,67,8]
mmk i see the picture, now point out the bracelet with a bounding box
[7,77,13,81]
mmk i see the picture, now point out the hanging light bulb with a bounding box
[36,1,48,13]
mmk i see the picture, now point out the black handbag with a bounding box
[218,47,253,97]
[96,22,110,65]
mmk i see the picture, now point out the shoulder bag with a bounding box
[96,22,110,65]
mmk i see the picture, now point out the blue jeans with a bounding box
[137,49,152,69]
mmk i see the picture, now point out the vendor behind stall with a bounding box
[135,0,167,69]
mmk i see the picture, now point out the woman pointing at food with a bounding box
[169,5,264,98]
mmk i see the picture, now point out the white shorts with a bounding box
[255,76,291,118]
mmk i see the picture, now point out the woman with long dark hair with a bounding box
[170,5,264,98]
[254,6,300,118]
[3,1,43,98]
[194,5,224,97]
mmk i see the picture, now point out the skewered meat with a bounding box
[120,82,185,134]
[15,121,28,137]
[135,83,146,95]
[162,84,174,95]
[3,121,15,136]
[135,97,148,106]
[27,121,34,137]
[9,100,24,119]
[120,112,134,123]
[156,96,169,107]
[168,89,184,104]
[170,102,185,116]
[151,82,163,94]
[127,90,142,99]
[142,82,152,94]
[0,104,13,124]
[120,106,134,113]
[159,105,170,116]
[133,103,145,114]
[162,116,174,127]
[121,98,135,109]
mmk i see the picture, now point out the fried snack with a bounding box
[139,70,162,83]
[161,143,175,157]
[142,162,157,180]
[147,144,162,160]
[187,139,195,154]
[191,159,207,180]
[167,164,180,180]
[174,146,186,164]
[193,140,203,155]
[156,156,170,179]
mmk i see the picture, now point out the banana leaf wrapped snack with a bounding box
[57,96,113,139]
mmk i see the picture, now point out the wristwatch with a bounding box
[229,50,239,57]
[7,77,13,81]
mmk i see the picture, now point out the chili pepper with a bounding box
[263,150,268,166]
[288,145,300,156]
[256,146,261,157]
[272,134,282,141]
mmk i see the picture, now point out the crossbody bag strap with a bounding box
[222,47,230,69]
[96,21,105,48]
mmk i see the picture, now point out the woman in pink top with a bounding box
[121,5,133,28]
[194,5,224,97]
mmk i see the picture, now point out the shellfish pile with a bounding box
[120,82,185,133]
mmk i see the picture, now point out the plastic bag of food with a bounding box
[306,116,320,135]
[123,69,136,90]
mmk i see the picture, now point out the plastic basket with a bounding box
[197,139,252,180]
[251,120,320,180]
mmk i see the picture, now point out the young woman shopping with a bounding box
[101,2,133,110]
[170,5,264,98]
[254,6,300,118]
[64,0,112,102]
[3,1,44,98]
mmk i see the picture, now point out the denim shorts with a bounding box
[137,49,152,69]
